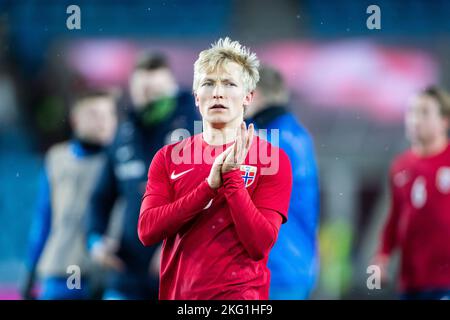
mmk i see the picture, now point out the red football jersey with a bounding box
[139,134,293,299]
[379,143,450,292]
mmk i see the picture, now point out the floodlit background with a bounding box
[1,0,449,299]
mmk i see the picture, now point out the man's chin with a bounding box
[207,117,228,126]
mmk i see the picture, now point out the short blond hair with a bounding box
[193,37,260,93]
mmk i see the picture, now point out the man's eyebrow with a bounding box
[201,77,237,83]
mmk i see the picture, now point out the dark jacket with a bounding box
[86,91,198,297]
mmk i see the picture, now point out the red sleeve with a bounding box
[251,149,293,223]
[138,148,217,246]
[222,149,293,261]
[378,165,402,257]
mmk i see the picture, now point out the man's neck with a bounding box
[412,136,448,157]
[202,117,242,146]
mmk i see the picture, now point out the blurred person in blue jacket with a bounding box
[22,90,118,299]
[86,52,199,300]
[246,65,320,299]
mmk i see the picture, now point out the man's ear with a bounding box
[69,109,77,129]
[194,92,199,107]
[243,90,255,106]
[443,116,450,132]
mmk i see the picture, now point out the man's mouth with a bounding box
[209,104,227,110]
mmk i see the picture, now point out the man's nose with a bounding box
[212,84,224,99]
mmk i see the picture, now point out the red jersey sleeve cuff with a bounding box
[202,179,219,198]
[222,169,244,195]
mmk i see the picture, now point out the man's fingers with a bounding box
[235,122,245,163]
[246,123,254,150]
[216,144,234,165]
[234,122,252,164]
[234,133,241,164]
[241,122,246,154]
[232,124,242,164]
[217,122,252,170]
[224,144,235,160]
[224,144,236,165]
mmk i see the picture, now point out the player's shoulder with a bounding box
[46,141,70,157]
[444,142,450,158]
[103,119,136,158]
[115,119,136,142]
[254,135,290,161]
[44,141,72,168]
[252,135,292,176]
[155,134,197,161]
[390,149,414,173]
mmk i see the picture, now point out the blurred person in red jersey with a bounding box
[374,86,450,300]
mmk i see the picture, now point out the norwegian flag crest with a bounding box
[240,165,257,188]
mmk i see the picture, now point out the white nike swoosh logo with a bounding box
[170,168,194,180]
[203,199,213,210]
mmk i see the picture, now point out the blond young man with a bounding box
[138,38,293,300]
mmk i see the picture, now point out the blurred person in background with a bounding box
[246,65,320,299]
[86,52,198,300]
[21,90,117,299]
[374,86,450,300]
